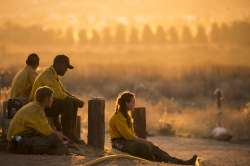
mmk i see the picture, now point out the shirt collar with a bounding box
[49,66,59,80]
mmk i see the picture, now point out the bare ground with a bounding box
[0,136,250,166]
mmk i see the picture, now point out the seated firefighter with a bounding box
[7,86,68,155]
[10,53,39,102]
[109,91,198,165]
[29,55,84,143]
[7,53,39,118]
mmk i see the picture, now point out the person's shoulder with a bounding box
[37,67,53,79]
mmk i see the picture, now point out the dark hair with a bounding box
[26,53,39,66]
[115,91,135,127]
[35,86,54,103]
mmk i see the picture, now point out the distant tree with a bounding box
[155,25,166,44]
[230,21,250,46]
[64,27,75,45]
[89,29,101,45]
[113,24,126,44]
[219,23,230,44]
[180,25,193,44]
[78,28,88,45]
[128,27,140,44]
[141,24,154,44]
[210,22,221,43]
[194,25,208,44]
[167,26,179,44]
[102,27,113,45]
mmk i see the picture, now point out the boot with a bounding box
[168,155,198,165]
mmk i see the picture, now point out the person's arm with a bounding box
[114,118,137,140]
[58,80,84,107]
[29,70,38,86]
[28,114,53,136]
[45,77,68,99]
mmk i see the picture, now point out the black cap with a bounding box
[54,55,74,69]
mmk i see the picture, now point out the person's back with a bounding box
[10,66,38,100]
[29,66,68,100]
[10,53,39,100]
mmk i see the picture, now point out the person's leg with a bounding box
[16,134,68,155]
[150,144,197,165]
[113,139,155,161]
[45,99,63,131]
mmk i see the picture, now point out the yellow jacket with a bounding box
[7,101,53,141]
[29,66,71,100]
[109,111,135,140]
[10,65,38,99]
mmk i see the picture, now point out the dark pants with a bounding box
[45,97,79,140]
[8,134,68,155]
[112,139,196,165]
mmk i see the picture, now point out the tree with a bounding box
[64,27,75,45]
[210,22,221,43]
[78,28,88,45]
[141,24,154,44]
[167,26,179,44]
[155,25,166,44]
[180,25,193,44]
[114,24,126,44]
[89,29,101,45]
[194,25,208,44]
[128,27,140,44]
[102,27,113,45]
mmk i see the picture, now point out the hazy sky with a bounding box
[0,0,250,29]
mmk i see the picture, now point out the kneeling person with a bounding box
[7,86,68,155]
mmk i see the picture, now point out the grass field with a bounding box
[1,45,250,141]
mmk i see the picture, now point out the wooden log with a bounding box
[132,107,147,139]
[87,98,105,149]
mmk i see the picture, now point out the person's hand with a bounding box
[77,99,84,108]
[71,97,84,108]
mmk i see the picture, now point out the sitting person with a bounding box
[7,86,68,155]
[109,91,198,165]
[29,55,84,143]
[10,53,39,102]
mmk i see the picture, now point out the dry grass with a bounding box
[1,46,250,141]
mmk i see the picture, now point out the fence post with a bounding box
[87,98,105,149]
[132,107,147,139]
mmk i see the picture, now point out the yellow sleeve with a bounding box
[59,79,73,97]
[28,113,53,136]
[115,118,135,140]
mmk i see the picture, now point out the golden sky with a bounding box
[0,0,249,29]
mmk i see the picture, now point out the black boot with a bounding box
[168,155,197,165]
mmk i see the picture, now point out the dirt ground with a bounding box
[0,136,250,166]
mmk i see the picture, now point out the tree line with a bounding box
[0,20,250,47]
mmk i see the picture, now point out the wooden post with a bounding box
[87,98,105,149]
[132,107,147,139]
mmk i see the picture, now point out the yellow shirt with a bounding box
[7,101,53,141]
[109,111,136,140]
[29,66,71,100]
[10,65,38,99]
